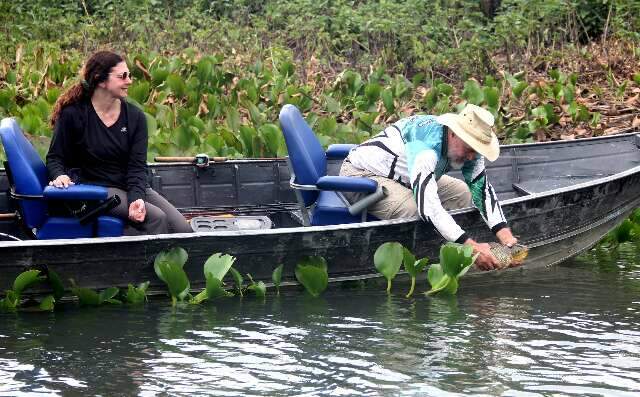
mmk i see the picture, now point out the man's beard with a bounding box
[448,159,464,169]
[447,147,465,169]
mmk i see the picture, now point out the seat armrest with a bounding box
[43,184,109,200]
[316,176,378,193]
[326,144,357,159]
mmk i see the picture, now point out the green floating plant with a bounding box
[125,281,150,304]
[70,280,121,306]
[228,267,244,297]
[154,247,191,306]
[295,256,328,298]
[272,264,283,295]
[427,243,477,296]
[402,248,429,298]
[596,208,640,250]
[46,268,66,301]
[191,252,236,304]
[246,274,266,298]
[203,253,236,281]
[374,242,404,293]
[38,295,55,311]
[0,269,46,312]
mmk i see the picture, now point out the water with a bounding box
[1,246,640,396]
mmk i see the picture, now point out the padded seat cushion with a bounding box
[311,191,378,226]
[326,144,356,159]
[43,185,109,200]
[96,216,125,237]
[316,176,378,193]
[36,217,94,239]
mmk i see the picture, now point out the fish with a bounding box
[489,243,529,269]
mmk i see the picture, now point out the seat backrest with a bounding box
[279,104,326,206]
[0,118,49,229]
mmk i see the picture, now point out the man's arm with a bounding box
[461,157,514,240]
[410,149,467,242]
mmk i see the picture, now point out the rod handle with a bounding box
[153,156,228,163]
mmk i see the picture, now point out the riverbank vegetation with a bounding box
[1,1,639,161]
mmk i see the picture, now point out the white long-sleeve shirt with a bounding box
[347,115,507,242]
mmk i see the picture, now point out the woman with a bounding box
[47,50,192,235]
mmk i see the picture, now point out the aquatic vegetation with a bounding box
[203,253,236,282]
[70,281,121,306]
[294,256,328,298]
[0,269,51,312]
[374,242,404,293]
[401,248,429,298]
[125,282,150,304]
[154,247,191,306]
[192,253,236,304]
[599,213,640,249]
[427,243,477,296]
[272,264,284,295]
[246,274,266,298]
[374,242,429,297]
[228,267,244,297]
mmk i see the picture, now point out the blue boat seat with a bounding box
[0,118,124,239]
[278,104,384,226]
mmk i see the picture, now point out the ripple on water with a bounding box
[1,250,640,396]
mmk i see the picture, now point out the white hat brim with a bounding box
[436,113,500,162]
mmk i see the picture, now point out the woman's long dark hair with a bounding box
[50,51,124,127]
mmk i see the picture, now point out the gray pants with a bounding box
[107,187,193,235]
[339,161,472,219]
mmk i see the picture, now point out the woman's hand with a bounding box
[128,199,146,223]
[496,228,518,247]
[49,175,74,188]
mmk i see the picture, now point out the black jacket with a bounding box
[46,100,148,204]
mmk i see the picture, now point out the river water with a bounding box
[1,245,639,396]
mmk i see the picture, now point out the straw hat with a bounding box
[435,104,499,162]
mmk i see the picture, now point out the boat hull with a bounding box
[1,133,640,292]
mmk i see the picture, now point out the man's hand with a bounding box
[128,199,146,223]
[496,228,518,247]
[464,238,499,271]
[49,175,74,188]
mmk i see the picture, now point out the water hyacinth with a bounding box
[294,256,328,298]
[125,282,150,304]
[272,264,284,295]
[153,247,191,306]
[373,242,404,293]
[427,243,477,296]
[70,281,121,306]
[0,269,47,311]
[401,248,429,298]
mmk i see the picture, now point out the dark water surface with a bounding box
[1,247,640,396]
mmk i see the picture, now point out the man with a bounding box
[340,104,517,270]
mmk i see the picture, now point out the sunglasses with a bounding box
[110,71,132,80]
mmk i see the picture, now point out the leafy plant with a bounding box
[374,242,404,293]
[191,253,237,304]
[228,267,244,297]
[401,248,429,298]
[272,264,283,295]
[294,256,328,297]
[154,247,191,306]
[70,280,121,306]
[427,243,477,296]
[246,274,266,298]
[125,281,150,304]
[0,269,46,311]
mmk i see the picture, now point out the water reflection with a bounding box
[1,245,639,396]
